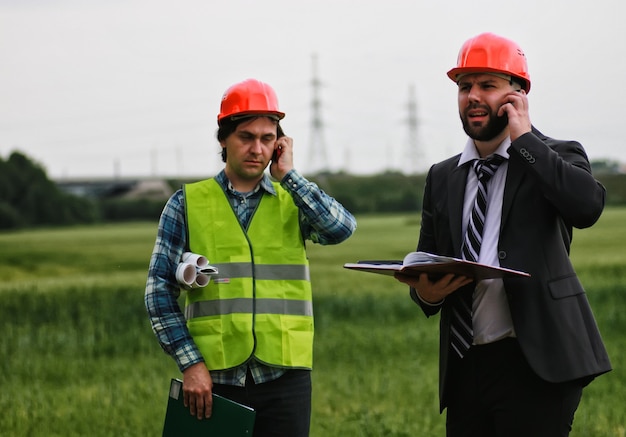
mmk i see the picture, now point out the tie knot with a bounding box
[473,155,504,182]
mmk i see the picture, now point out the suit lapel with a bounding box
[501,156,525,231]
[448,161,468,257]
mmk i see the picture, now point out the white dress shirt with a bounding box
[458,137,516,344]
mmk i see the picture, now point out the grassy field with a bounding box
[1,210,625,436]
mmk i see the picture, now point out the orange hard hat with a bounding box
[447,33,531,93]
[217,78,285,125]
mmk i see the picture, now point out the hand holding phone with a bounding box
[272,145,283,162]
[272,124,286,163]
[499,89,531,141]
[269,127,294,181]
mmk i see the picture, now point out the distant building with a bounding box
[56,178,173,201]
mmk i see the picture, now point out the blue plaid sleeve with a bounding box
[280,170,357,245]
[144,190,204,372]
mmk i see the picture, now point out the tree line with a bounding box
[1,151,624,230]
[0,152,96,229]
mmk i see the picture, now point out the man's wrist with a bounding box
[413,287,444,306]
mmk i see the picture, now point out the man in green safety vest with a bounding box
[145,78,356,436]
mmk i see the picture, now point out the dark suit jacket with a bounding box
[413,127,612,411]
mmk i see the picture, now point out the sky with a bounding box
[1,0,625,179]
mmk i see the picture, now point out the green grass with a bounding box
[1,209,625,436]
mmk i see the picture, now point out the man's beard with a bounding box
[460,106,508,141]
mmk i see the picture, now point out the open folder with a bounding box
[162,378,256,437]
[343,251,530,281]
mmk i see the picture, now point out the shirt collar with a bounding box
[458,136,511,167]
[216,170,277,196]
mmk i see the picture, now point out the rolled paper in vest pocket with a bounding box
[182,252,209,269]
[192,273,211,288]
[175,262,197,288]
[199,265,219,276]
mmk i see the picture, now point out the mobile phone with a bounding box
[272,146,282,162]
[273,125,285,162]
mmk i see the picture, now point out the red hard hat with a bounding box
[447,33,531,93]
[217,78,285,125]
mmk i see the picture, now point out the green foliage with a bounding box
[3,150,626,231]
[0,200,20,229]
[98,198,167,222]
[2,210,625,436]
[0,151,98,230]
[309,171,426,214]
[167,171,427,215]
[596,173,626,206]
[591,159,621,175]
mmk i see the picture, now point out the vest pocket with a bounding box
[188,315,254,370]
[255,314,314,368]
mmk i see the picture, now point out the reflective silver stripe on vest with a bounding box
[185,298,313,319]
[213,263,310,281]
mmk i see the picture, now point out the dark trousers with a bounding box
[446,338,584,437]
[212,369,311,437]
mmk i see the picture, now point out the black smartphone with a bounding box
[272,147,282,162]
[272,124,285,162]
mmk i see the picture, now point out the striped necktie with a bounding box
[451,155,505,358]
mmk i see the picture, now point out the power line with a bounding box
[307,53,329,174]
[405,83,420,174]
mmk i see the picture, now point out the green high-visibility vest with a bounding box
[183,178,313,371]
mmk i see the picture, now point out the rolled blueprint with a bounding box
[176,252,218,289]
[193,273,210,288]
[175,262,197,287]
[182,252,209,269]
[199,265,219,275]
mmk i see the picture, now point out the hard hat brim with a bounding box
[217,111,285,126]
[447,67,531,93]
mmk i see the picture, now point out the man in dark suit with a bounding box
[395,33,611,437]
